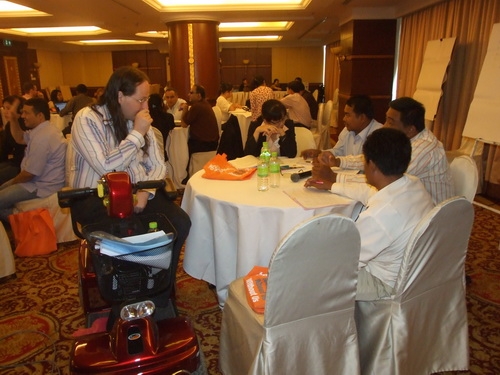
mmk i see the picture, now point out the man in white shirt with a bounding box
[280,80,312,128]
[305,128,435,300]
[302,95,383,158]
[311,97,454,204]
[163,87,186,121]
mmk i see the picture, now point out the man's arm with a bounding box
[10,170,35,184]
[8,100,26,145]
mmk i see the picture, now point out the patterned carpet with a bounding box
[0,204,499,374]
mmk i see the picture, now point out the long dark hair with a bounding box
[94,66,150,153]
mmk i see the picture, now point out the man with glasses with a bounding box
[68,66,191,302]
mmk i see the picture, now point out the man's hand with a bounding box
[301,149,320,159]
[133,109,152,136]
[317,151,340,167]
[304,177,333,190]
[311,161,337,183]
[134,190,150,213]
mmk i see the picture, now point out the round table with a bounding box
[180,159,358,305]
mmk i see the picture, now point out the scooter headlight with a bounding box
[120,300,155,321]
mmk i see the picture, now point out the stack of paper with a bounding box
[90,230,174,257]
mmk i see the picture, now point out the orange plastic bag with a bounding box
[202,153,256,180]
[8,208,57,257]
[244,266,268,314]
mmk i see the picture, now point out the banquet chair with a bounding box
[189,151,216,177]
[294,126,317,156]
[449,154,479,202]
[212,105,223,135]
[220,213,361,375]
[355,196,474,375]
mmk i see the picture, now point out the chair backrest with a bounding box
[394,196,474,301]
[322,99,334,127]
[212,106,223,134]
[294,127,317,156]
[449,155,478,202]
[264,213,360,327]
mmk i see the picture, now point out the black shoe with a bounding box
[181,175,190,185]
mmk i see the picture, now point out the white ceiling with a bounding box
[0,0,444,52]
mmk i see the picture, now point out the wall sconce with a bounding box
[131,62,139,68]
[33,62,41,70]
[330,46,343,55]
[242,59,250,65]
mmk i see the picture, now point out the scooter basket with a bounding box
[82,213,176,303]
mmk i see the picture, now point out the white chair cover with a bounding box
[449,155,479,202]
[212,106,223,134]
[189,151,216,177]
[294,127,317,156]
[355,196,473,375]
[0,221,15,278]
[220,213,361,375]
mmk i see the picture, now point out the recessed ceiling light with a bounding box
[135,31,169,38]
[143,0,311,12]
[0,26,109,36]
[0,1,49,17]
[219,35,282,42]
[65,39,152,46]
[219,22,293,32]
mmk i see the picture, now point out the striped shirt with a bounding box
[335,128,454,204]
[68,105,167,189]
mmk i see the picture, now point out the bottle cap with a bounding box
[149,221,158,230]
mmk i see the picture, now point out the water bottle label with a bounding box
[257,164,269,177]
[269,164,280,173]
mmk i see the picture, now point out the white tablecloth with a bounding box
[50,114,71,131]
[181,159,358,305]
[166,127,189,189]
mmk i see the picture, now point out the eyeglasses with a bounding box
[131,96,150,104]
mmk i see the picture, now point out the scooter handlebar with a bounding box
[57,187,97,208]
[134,180,166,191]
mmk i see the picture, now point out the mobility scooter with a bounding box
[58,172,206,374]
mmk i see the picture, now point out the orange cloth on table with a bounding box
[244,266,268,314]
[202,153,256,180]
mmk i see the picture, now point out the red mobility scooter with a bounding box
[58,172,206,375]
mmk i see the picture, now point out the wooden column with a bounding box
[335,19,397,139]
[167,21,220,103]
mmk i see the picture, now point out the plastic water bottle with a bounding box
[148,221,159,232]
[269,152,280,188]
[260,141,271,164]
[257,157,269,191]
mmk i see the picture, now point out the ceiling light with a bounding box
[219,35,282,42]
[65,39,152,46]
[219,22,293,32]
[0,26,109,36]
[143,0,311,12]
[0,1,49,17]
[135,31,169,38]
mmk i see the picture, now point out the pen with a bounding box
[314,180,323,184]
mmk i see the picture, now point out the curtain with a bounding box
[397,0,500,198]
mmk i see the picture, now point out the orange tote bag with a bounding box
[8,208,57,257]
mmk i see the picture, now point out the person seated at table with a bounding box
[59,83,94,120]
[249,75,274,121]
[0,96,26,186]
[244,99,297,158]
[163,87,186,121]
[281,80,312,128]
[305,127,434,300]
[0,98,67,222]
[181,84,220,182]
[302,95,382,159]
[148,93,175,160]
[270,78,282,91]
[305,97,453,204]
[296,80,319,121]
[239,78,251,92]
[216,82,242,123]
[68,66,191,300]
[48,89,64,113]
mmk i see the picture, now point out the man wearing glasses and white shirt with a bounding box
[163,87,187,122]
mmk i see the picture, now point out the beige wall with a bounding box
[272,46,324,86]
[37,50,113,91]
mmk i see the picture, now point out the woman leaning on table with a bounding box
[244,99,297,158]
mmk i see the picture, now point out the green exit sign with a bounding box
[3,39,12,47]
